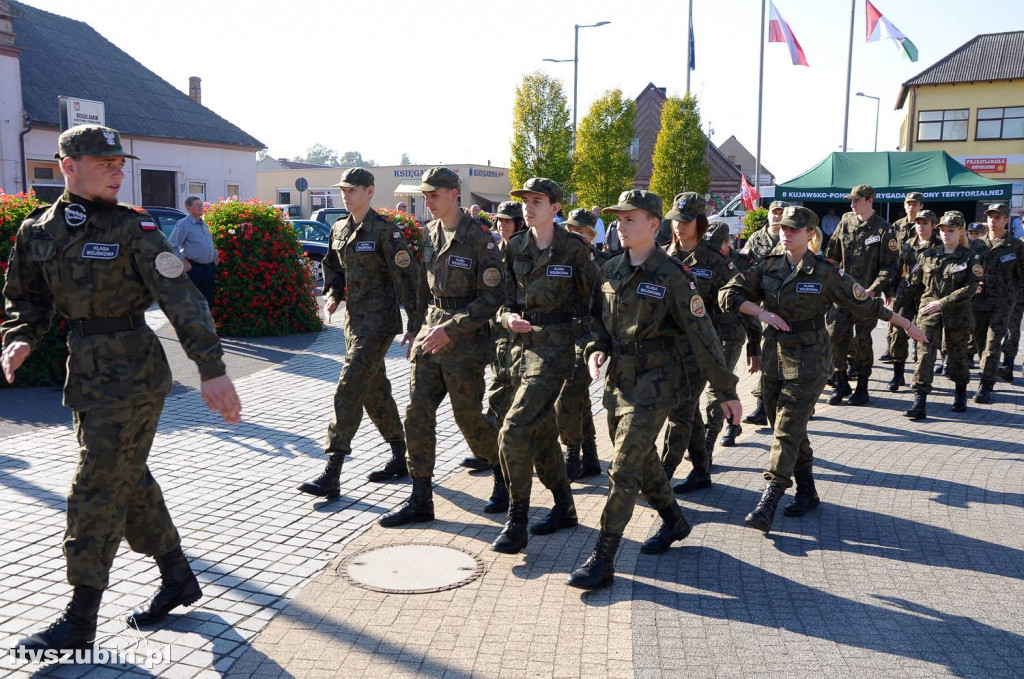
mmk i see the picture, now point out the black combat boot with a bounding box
[783,467,821,517]
[379,477,434,527]
[483,466,509,514]
[704,428,717,460]
[460,456,491,471]
[973,379,994,404]
[997,354,1015,383]
[662,461,677,482]
[719,423,742,448]
[744,481,785,532]
[879,348,893,363]
[827,372,852,405]
[743,396,768,425]
[14,586,102,655]
[673,441,712,494]
[128,547,203,626]
[847,375,871,406]
[951,383,968,413]
[640,502,693,554]
[491,500,529,553]
[579,437,602,478]
[903,390,927,420]
[367,440,409,482]
[564,443,582,482]
[530,484,579,535]
[297,454,344,499]
[566,532,621,590]
[887,361,905,392]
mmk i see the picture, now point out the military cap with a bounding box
[332,167,374,188]
[494,201,524,220]
[779,205,819,230]
[54,124,140,160]
[985,203,1010,217]
[914,210,938,223]
[939,210,966,228]
[844,184,875,201]
[768,200,789,213]
[565,207,597,229]
[603,189,663,220]
[417,166,461,191]
[904,192,925,203]
[509,177,563,204]
[705,221,731,249]
[664,192,706,221]
[967,221,986,232]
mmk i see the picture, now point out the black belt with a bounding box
[612,336,675,356]
[69,314,147,336]
[522,311,575,325]
[785,317,826,333]
[431,295,475,311]
[187,258,216,267]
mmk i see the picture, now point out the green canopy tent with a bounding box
[777,151,1012,203]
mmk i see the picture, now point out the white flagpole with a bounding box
[755,0,766,194]
[841,0,856,151]
[686,0,693,95]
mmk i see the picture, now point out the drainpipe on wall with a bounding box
[18,117,32,194]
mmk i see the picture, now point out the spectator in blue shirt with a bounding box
[168,196,219,309]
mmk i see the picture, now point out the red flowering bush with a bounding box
[204,199,323,337]
[0,191,70,388]
[378,208,424,261]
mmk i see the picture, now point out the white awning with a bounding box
[394,181,423,196]
[470,192,510,206]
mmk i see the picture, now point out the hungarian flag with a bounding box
[866,0,918,62]
[768,1,808,66]
[740,175,761,212]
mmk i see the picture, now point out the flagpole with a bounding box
[841,0,856,151]
[754,0,766,194]
[686,0,693,95]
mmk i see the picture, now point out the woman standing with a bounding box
[720,206,926,533]
[887,210,938,392]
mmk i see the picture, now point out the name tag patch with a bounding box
[691,268,712,279]
[546,265,573,278]
[796,282,822,294]
[448,255,473,270]
[1000,253,1017,263]
[82,243,119,260]
[355,240,376,252]
[637,283,666,299]
[865,234,881,246]
[949,263,967,273]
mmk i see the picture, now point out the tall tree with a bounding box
[649,94,710,200]
[509,72,574,198]
[571,89,637,210]
[295,143,341,167]
[338,151,377,167]
[400,152,413,166]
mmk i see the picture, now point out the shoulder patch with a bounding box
[888,239,898,252]
[852,282,868,301]
[689,295,706,318]
[482,267,501,287]
[972,263,984,277]
[394,250,411,268]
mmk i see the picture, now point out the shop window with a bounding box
[277,190,291,204]
[976,106,1024,140]
[917,109,968,142]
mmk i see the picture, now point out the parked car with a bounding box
[273,204,303,219]
[311,207,349,228]
[288,219,330,285]
[710,186,776,235]
[143,206,187,238]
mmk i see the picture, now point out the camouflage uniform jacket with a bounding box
[973,235,1024,313]
[1,193,225,411]
[824,212,899,294]
[893,215,918,254]
[411,211,504,367]
[499,226,602,348]
[727,249,763,354]
[663,239,731,332]
[720,251,893,380]
[745,225,780,262]
[322,208,422,339]
[905,245,980,319]
[892,238,936,318]
[587,247,738,410]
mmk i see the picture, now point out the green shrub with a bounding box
[740,207,768,242]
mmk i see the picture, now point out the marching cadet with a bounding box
[882,191,927,363]
[567,190,741,590]
[721,206,924,533]
[887,210,939,392]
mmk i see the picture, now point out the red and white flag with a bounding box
[740,175,761,212]
[768,1,808,66]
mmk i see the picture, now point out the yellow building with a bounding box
[897,30,1024,221]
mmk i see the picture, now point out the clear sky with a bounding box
[22,0,1024,183]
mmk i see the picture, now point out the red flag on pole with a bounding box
[768,1,809,66]
[740,174,761,211]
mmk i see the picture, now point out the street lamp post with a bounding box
[544,20,610,152]
[856,92,880,152]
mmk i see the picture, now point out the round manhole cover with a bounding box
[340,544,484,594]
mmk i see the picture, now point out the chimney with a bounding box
[0,0,22,55]
[188,76,201,105]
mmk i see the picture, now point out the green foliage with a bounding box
[0,191,69,389]
[740,207,768,241]
[649,94,709,199]
[572,89,637,210]
[203,200,323,337]
[510,72,574,198]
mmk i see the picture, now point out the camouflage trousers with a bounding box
[324,333,404,459]
[1002,300,1023,360]
[406,358,498,478]
[828,309,878,377]
[66,401,180,590]
[913,315,971,393]
[555,342,596,447]
[499,342,574,502]
[600,403,677,535]
[705,338,744,440]
[484,338,516,434]
[761,373,829,489]
[661,381,707,474]
[974,307,1011,382]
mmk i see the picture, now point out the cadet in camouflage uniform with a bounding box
[1000,297,1023,383]
[2,126,241,655]
[972,203,1024,403]
[297,168,423,498]
[566,190,741,591]
[721,206,924,533]
[823,184,899,406]
[886,210,938,392]
[903,211,982,418]
[739,199,787,425]
[491,179,602,555]
[882,192,927,363]
[379,167,507,527]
